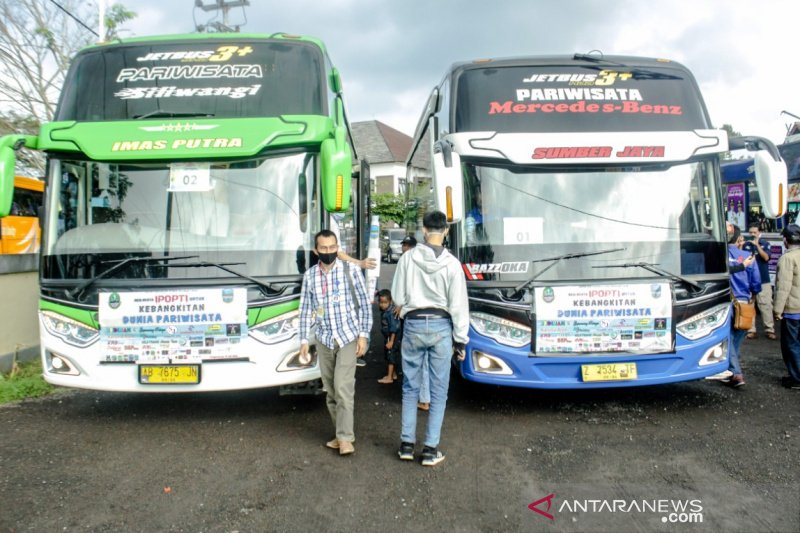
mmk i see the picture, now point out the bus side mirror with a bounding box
[432,140,464,223]
[0,137,19,217]
[734,136,789,219]
[754,150,788,218]
[320,126,352,212]
[0,134,37,217]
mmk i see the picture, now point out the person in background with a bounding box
[401,235,417,254]
[725,225,762,388]
[377,289,401,384]
[743,224,776,340]
[391,211,469,466]
[772,224,800,390]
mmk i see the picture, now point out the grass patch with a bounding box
[0,359,56,405]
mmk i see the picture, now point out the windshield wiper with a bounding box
[134,110,215,120]
[594,262,702,292]
[514,247,627,293]
[68,255,199,300]
[160,261,296,297]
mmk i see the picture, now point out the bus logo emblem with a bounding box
[651,285,662,298]
[542,287,555,303]
[222,288,234,303]
[108,292,121,309]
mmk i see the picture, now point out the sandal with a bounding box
[766,332,777,340]
[746,333,757,340]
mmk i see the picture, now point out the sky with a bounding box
[109,0,797,144]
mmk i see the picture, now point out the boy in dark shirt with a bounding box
[377,289,401,384]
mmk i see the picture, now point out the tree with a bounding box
[720,123,743,161]
[371,193,406,226]
[0,0,136,172]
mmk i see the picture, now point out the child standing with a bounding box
[377,289,401,384]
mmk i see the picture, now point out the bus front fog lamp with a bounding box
[41,311,99,347]
[676,303,730,340]
[471,350,513,375]
[277,345,317,372]
[699,340,727,366]
[470,312,531,347]
[47,351,80,375]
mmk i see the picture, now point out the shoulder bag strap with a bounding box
[343,262,360,313]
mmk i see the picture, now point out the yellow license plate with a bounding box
[581,363,637,382]
[139,365,200,384]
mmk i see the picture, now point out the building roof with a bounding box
[351,120,411,164]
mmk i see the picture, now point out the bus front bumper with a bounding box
[459,327,730,390]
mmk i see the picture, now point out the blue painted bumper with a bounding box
[460,322,730,389]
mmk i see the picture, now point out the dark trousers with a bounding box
[780,318,800,382]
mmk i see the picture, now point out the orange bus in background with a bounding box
[0,176,44,254]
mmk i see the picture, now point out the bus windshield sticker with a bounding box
[502,217,543,245]
[456,65,705,132]
[137,45,255,63]
[169,163,212,192]
[115,85,262,100]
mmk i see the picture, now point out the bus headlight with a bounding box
[250,310,300,345]
[470,312,531,347]
[676,303,730,340]
[41,311,99,347]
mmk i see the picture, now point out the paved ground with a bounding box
[1,264,799,532]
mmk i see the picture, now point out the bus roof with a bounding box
[80,32,328,55]
[446,54,692,75]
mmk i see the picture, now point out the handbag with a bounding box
[732,299,756,331]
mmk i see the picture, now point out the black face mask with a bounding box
[317,252,337,265]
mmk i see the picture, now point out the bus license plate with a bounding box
[139,365,200,385]
[581,363,637,382]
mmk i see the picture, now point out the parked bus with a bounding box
[405,54,787,388]
[0,176,44,254]
[0,33,367,392]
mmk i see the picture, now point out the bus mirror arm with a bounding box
[433,140,453,167]
[728,136,782,162]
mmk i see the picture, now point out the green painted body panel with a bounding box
[38,117,333,160]
[40,297,300,329]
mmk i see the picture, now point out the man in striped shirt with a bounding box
[299,229,372,455]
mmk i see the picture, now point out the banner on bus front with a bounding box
[534,282,673,354]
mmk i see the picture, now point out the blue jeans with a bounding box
[400,317,452,448]
[729,326,747,376]
[419,355,430,403]
[780,318,800,382]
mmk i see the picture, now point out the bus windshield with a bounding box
[56,39,325,121]
[43,153,319,282]
[459,159,727,281]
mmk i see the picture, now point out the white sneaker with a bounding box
[705,370,733,381]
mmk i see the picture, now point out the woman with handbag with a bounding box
[727,226,762,388]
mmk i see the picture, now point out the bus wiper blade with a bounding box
[68,255,199,300]
[134,110,216,120]
[161,261,285,296]
[514,247,626,293]
[594,262,702,292]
